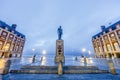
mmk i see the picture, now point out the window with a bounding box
[107,44,112,51]
[11,30,14,33]
[18,39,21,42]
[2,32,7,36]
[99,47,102,53]
[114,42,119,51]
[4,43,10,51]
[104,36,108,40]
[15,46,19,51]
[116,24,120,28]
[10,35,13,38]
[10,45,13,51]
[14,37,17,42]
[18,46,23,52]
[111,34,114,37]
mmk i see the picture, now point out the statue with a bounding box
[55,26,65,63]
[57,26,63,40]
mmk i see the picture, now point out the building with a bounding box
[0,21,25,58]
[92,20,120,58]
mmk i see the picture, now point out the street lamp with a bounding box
[81,48,86,57]
[82,48,86,52]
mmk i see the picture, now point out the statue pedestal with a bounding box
[55,40,65,63]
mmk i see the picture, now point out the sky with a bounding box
[0,0,120,55]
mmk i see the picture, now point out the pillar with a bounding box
[55,39,65,63]
[107,59,116,75]
[0,59,11,74]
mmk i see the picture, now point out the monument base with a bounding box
[55,56,65,63]
[55,39,65,63]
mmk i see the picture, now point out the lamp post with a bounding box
[32,48,36,63]
[81,48,86,57]
[81,48,87,66]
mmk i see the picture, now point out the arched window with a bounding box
[99,47,102,53]
[114,42,119,51]
[20,46,23,52]
[111,34,114,37]
[5,43,10,51]
[15,46,19,51]
[107,44,112,51]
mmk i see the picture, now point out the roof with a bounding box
[0,20,25,39]
[92,20,120,39]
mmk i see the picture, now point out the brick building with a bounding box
[92,20,120,58]
[0,21,25,58]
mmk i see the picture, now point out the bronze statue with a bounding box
[57,26,63,40]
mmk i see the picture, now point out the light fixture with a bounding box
[82,48,86,52]
[32,48,35,52]
[42,49,47,54]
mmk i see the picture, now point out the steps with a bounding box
[64,70,108,74]
[10,66,109,74]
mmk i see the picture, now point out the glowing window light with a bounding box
[4,43,10,51]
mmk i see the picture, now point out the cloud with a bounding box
[1,0,120,55]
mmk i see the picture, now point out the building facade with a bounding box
[0,21,25,58]
[92,20,120,58]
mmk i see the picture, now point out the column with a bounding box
[101,35,107,58]
[55,39,65,63]
[2,31,10,58]
[107,34,115,58]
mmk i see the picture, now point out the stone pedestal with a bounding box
[58,61,63,75]
[55,40,65,63]
[108,59,116,75]
[0,59,11,74]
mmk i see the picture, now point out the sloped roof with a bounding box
[0,20,25,38]
[92,20,120,39]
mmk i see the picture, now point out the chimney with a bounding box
[11,24,17,30]
[101,25,106,32]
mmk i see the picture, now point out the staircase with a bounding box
[10,66,109,74]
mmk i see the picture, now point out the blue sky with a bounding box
[0,0,120,55]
